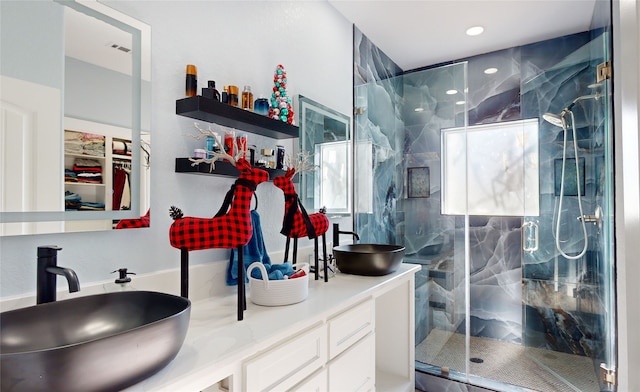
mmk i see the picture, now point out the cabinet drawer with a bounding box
[244,323,327,392]
[328,333,375,392]
[328,299,374,359]
[288,367,327,392]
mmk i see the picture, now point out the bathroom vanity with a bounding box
[124,263,419,392]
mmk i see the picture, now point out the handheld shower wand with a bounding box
[552,110,588,260]
[542,94,602,260]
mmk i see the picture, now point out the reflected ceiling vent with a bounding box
[107,42,131,53]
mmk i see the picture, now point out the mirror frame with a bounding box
[0,0,149,228]
[298,95,352,215]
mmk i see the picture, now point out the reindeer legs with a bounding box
[181,248,189,298]
[322,233,328,283]
[314,237,319,281]
[237,245,245,320]
[284,237,291,263]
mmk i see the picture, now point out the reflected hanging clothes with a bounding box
[112,167,131,210]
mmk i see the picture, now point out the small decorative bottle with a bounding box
[242,85,254,110]
[224,130,236,160]
[206,134,219,158]
[228,85,239,107]
[254,95,269,116]
[202,80,221,101]
[185,64,197,97]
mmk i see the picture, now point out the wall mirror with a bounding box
[297,95,351,214]
[0,0,151,236]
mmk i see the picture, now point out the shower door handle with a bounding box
[522,221,539,253]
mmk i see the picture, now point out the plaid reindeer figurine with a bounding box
[169,129,268,320]
[273,153,330,282]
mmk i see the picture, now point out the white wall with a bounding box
[614,0,640,390]
[0,1,353,298]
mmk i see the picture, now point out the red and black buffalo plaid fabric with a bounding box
[274,169,329,240]
[169,159,269,251]
[115,209,150,229]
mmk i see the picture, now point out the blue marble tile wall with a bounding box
[353,24,610,360]
[352,26,403,246]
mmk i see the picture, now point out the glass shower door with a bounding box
[520,28,616,392]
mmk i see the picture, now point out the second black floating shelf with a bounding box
[175,158,289,181]
[176,96,298,139]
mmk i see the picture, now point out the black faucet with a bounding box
[332,223,360,247]
[37,245,80,304]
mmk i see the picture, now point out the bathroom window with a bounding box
[315,140,350,213]
[441,118,539,216]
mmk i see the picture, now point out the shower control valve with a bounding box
[577,205,603,232]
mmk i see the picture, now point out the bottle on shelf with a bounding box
[254,95,269,116]
[242,85,254,110]
[185,64,197,97]
[228,85,239,107]
[202,80,221,101]
[222,86,229,104]
[206,132,220,158]
[224,130,236,160]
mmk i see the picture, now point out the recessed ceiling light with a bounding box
[414,107,425,112]
[484,67,498,74]
[456,101,466,105]
[446,89,458,95]
[466,26,484,36]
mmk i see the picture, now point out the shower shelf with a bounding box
[176,96,298,139]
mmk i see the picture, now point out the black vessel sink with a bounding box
[333,244,405,276]
[1,291,191,392]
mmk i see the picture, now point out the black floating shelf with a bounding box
[176,96,298,139]
[175,158,288,180]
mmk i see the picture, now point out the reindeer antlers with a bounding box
[285,150,317,174]
[187,123,245,172]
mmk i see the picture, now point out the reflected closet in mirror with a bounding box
[0,0,151,235]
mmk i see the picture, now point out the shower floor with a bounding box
[416,329,600,392]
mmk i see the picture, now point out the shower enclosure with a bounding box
[352,12,616,392]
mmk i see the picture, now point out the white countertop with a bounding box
[125,263,420,392]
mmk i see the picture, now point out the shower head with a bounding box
[566,93,602,111]
[543,112,566,128]
[543,93,603,128]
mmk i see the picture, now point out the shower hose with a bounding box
[555,110,588,260]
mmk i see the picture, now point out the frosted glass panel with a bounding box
[441,119,539,216]
[315,140,350,212]
[355,140,373,214]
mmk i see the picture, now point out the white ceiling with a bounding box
[328,0,598,71]
[65,6,133,76]
[66,1,597,79]
[64,4,151,81]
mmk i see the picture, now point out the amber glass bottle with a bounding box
[185,65,197,97]
[242,85,253,110]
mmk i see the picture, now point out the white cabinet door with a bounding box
[244,324,327,392]
[328,299,374,360]
[328,333,375,392]
[289,368,327,392]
